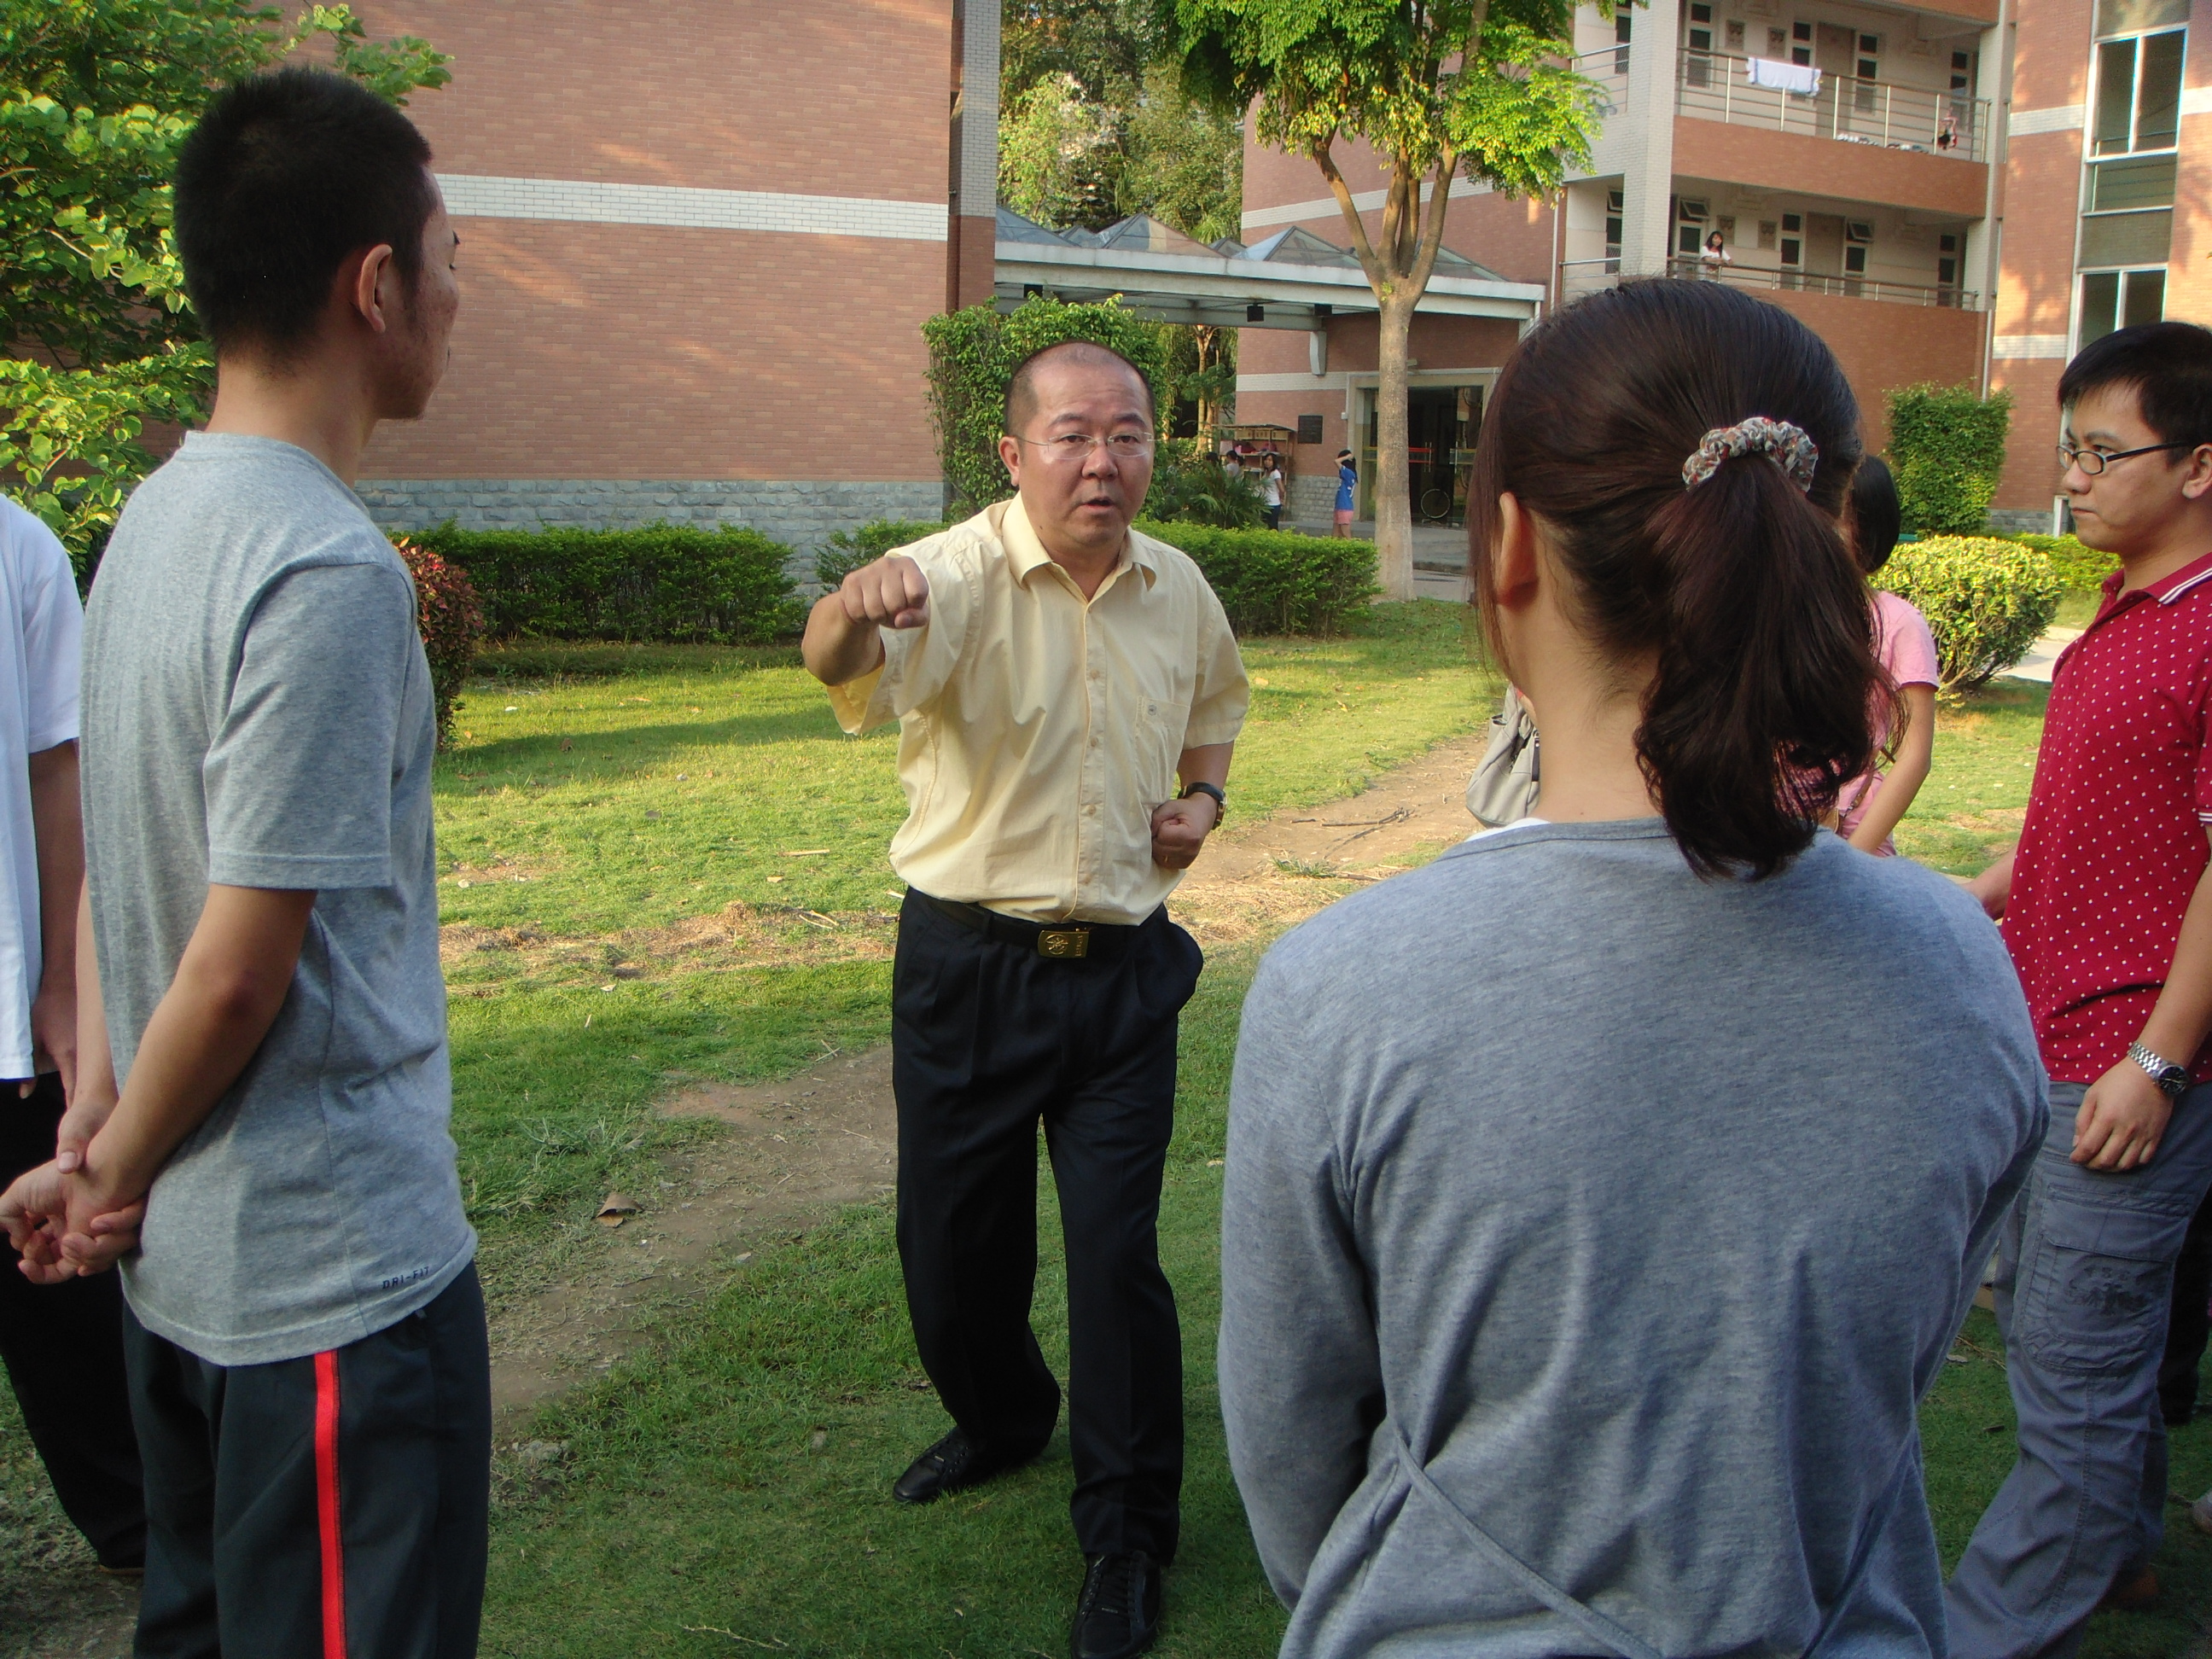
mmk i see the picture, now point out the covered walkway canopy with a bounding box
[992,208,1546,334]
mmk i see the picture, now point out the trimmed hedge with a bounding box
[2009,531,2118,592]
[407,521,804,644]
[827,515,1377,636]
[1877,534,2062,692]
[816,519,952,589]
[1136,520,1379,635]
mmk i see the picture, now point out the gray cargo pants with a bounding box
[1947,1080,2212,1659]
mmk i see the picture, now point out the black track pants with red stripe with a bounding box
[121,1263,491,1659]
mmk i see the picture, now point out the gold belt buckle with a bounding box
[1038,928,1091,959]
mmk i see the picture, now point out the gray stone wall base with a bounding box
[355,477,950,582]
[1287,473,1337,532]
[1986,506,2064,536]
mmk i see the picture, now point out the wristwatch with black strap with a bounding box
[1179,781,1225,822]
[2128,1039,2193,1099]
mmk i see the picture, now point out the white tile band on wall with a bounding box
[2183,86,2212,117]
[1242,177,1493,232]
[434,174,948,242]
[2007,104,2084,137]
[1994,334,2070,359]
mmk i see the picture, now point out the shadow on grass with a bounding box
[436,707,887,787]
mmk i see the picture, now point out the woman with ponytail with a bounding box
[1218,280,2045,1658]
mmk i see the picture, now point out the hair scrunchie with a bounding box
[1681,416,1819,494]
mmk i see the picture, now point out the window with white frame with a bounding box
[2078,0,2183,336]
[2078,268,2166,348]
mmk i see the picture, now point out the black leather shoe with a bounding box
[1070,1551,1161,1659]
[892,1428,1020,1505]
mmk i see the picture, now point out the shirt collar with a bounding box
[2093,545,2212,628]
[997,495,1157,590]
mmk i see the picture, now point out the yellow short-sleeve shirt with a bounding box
[828,497,1249,925]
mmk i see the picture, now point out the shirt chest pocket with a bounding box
[1136,696,1190,800]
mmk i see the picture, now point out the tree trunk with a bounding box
[1373,294,1417,599]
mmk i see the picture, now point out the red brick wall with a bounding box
[351,2,948,197]
[363,222,943,480]
[1988,0,2093,513]
[346,1,953,483]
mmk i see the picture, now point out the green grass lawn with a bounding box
[9,611,2206,1656]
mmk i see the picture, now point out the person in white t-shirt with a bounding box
[0,493,143,1573]
[1259,454,1286,529]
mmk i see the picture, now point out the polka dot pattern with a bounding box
[2004,554,2212,1082]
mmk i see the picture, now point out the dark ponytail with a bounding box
[1468,279,1887,879]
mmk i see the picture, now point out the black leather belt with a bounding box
[911,891,1150,961]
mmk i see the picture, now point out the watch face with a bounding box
[2164,1065,2193,1094]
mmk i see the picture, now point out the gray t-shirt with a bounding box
[1221,821,2046,1658]
[84,433,471,1367]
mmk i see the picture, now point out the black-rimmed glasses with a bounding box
[2058,439,2195,475]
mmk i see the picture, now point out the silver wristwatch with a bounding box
[2128,1039,2192,1099]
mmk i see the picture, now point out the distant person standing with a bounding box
[1834,457,1938,855]
[1699,229,1731,278]
[802,339,1249,1659]
[1260,454,1285,530]
[0,493,145,1579]
[2,68,488,1656]
[1949,321,2212,1644]
[1334,449,1357,537]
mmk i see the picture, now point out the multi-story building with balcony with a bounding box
[1988,0,2203,528]
[1237,0,2009,529]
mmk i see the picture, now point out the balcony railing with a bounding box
[1558,257,1982,311]
[1674,49,1990,164]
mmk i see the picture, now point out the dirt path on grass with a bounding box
[0,737,1492,1659]
[478,729,1494,1434]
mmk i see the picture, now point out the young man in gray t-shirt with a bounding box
[0,70,484,1656]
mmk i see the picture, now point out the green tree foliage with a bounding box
[1159,322,1236,433]
[998,72,1122,230]
[1145,439,1266,527]
[998,1,1243,242]
[1885,381,2013,537]
[1877,534,2060,692]
[1118,61,1247,243]
[922,297,1171,514]
[1159,0,1606,597]
[0,2,448,567]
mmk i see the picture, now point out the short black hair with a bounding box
[2058,321,2212,452]
[174,67,437,354]
[1850,455,1902,574]
[1003,340,1155,434]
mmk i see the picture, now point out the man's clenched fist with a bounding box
[840,555,930,631]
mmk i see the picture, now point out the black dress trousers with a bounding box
[0,1072,145,1569]
[891,891,1202,1563]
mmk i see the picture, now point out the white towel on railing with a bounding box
[1746,56,1821,95]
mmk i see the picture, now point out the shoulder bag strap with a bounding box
[1394,1422,1924,1659]
[1392,1424,1666,1659]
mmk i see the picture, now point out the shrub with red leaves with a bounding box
[393,535,486,746]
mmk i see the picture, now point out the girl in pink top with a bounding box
[1837,458,1940,854]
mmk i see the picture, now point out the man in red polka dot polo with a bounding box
[1949,323,2212,1650]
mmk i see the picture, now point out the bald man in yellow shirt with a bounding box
[804,341,1248,1659]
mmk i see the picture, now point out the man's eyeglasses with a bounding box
[2057,439,2195,475]
[1015,432,1155,463]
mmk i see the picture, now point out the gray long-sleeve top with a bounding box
[1220,821,2045,1657]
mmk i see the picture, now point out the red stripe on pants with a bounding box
[314,1350,347,1659]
